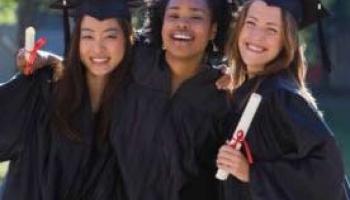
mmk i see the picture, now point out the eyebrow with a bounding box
[81,28,94,33]
[167,6,207,14]
[103,28,121,33]
[246,16,280,27]
[81,27,121,33]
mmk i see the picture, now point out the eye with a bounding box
[166,13,179,19]
[191,15,204,20]
[106,34,118,39]
[81,35,93,40]
[267,27,278,35]
[245,20,256,28]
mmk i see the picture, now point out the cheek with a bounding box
[108,40,126,61]
[161,23,170,42]
[79,41,89,60]
[269,37,283,56]
[195,23,212,39]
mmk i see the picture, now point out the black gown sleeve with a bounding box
[246,89,348,200]
[0,69,51,161]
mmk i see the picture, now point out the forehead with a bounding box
[81,15,121,29]
[247,1,282,25]
[166,0,209,11]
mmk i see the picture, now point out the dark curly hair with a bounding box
[141,0,233,58]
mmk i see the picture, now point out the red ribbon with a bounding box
[228,130,254,164]
[24,37,47,75]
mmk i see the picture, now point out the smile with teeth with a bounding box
[172,32,193,41]
[246,43,265,53]
[91,58,109,64]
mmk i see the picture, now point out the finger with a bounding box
[217,158,238,170]
[217,163,233,173]
[16,48,27,68]
[217,159,249,182]
[215,75,231,90]
[219,145,236,155]
[217,150,248,166]
[217,154,242,170]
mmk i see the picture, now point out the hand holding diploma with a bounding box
[216,93,262,181]
[23,26,47,75]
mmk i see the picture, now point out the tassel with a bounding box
[316,1,332,73]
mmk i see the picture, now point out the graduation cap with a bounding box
[49,0,132,57]
[261,0,332,72]
[71,0,131,21]
[263,0,329,28]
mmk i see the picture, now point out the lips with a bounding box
[245,43,266,54]
[90,57,110,64]
[171,32,194,42]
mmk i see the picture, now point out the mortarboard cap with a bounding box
[71,0,131,21]
[263,0,329,28]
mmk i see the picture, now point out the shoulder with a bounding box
[132,39,162,80]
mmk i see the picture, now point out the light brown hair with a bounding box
[226,0,318,107]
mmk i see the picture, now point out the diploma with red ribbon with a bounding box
[216,93,262,181]
[24,27,47,75]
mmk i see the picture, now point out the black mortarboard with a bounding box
[263,0,329,28]
[71,0,131,21]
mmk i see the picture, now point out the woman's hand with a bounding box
[216,144,250,182]
[215,74,234,91]
[16,49,64,81]
[16,49,48,73]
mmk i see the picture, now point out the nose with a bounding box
[175,17,190,29]
[92,38,106,54]
[248,27,266,42]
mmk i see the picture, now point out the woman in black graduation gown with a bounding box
[109,0,233,199]
[216,0,349,199]
[0,0,133,199]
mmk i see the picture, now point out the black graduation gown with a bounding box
[110,43,230,200]
[0,68,123,200]
[220,70,349,200]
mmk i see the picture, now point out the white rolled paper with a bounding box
[25,26,36,61]
[216,93,262,180]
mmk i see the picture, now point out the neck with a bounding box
[86,74,108,113]
[165,53,203,95]
[246,65,264,79]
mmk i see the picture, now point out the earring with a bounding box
[212,40,219,53]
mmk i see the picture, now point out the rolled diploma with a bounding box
[25,26,36,61]
[216,93,262,180]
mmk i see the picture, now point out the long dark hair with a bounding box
[51,16,133,142]
[143,0,232,58]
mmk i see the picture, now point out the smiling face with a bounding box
[161,0,217,61]
[238,0,284,75]
[79,15,126,79]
